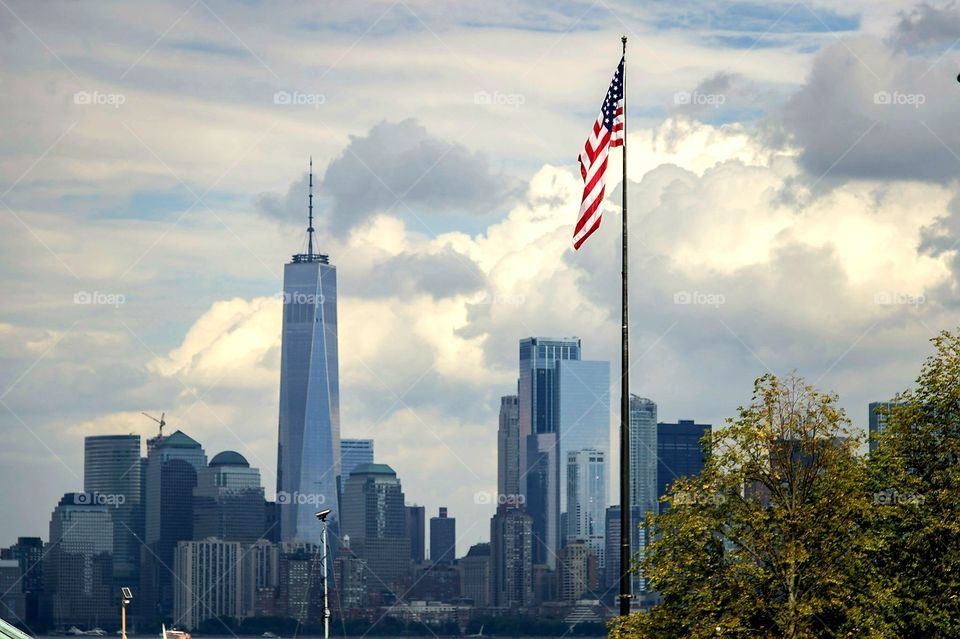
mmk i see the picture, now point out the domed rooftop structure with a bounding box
[209,450,249,467]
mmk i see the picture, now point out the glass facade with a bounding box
[656,420,711,502]
[497,395,520,501]
[429,507,455,565]
[557,360,610,516]
[565,449,606,568]
[277,258,341,545]
[83,435,142,592]
[44,493,116,627]
[340,464,410,590]
[629,396,658,593]
[517,337,581,569]
[340,439,374,482]
[193,451,266,545]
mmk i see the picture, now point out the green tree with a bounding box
[868,329,960,637]
[612,374,885,639]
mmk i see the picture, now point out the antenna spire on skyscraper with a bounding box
[308,156,315,259]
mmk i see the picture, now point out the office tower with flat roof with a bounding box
[430,507,456,565]
[566,449,607,569]
[277,161,341,545]
[406,505,426,563]
[193,451,266,545]
[43,493,116,628]
[603,506,620,590]
[630,396,657,592]
[340,439,374,481]
[518,336,581,568]
[490,506,534,609]
[657,420,711,502]
[498,395,520,501]
[84,434,142,593]
[341,464,410,590]
[869,401,905,454]
[173,539,243,630]
[557,541,598,603]
[3,537,42,626]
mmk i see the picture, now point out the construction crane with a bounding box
[142,411,166,438]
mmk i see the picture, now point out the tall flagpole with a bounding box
[618,34,632,618]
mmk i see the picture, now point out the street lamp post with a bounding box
[314,510,331,639]
[120,587,133,639]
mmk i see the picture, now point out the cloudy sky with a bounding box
[1,0,959,553]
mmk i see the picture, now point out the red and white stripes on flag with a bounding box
[574,57,625,250]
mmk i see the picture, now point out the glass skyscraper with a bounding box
[193,451,266,545]
[497,395,520,501]
[276,181,341,546]
[518,337,581,568]
[83,435,142,592]
[565,449,606,568]
[656,420,711,502]
[340,439,373,482]
[557,360,610,520]
[628,396,657,593]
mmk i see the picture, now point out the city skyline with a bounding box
[0,0,949,560]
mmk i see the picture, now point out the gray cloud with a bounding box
[321,119,520,235]
[343,249,487,300]
[255,119,521,237]
[892,2,960,50]
[782,36,960,183]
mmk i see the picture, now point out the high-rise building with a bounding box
[0,559,23,624]
[497,395,520,501]
[277,165,341,545]
[518,337,581,568]
[459,543,491,607]
[629,396,657,592]
[242,540,279,618]
[142,430,207,621]
[557,542,598,603]
[868,401,904,454]
[557,360,610,519]
[430,507,456,565]
[490,507,533,609]
[84,434,143,594]
[340,439,374,482]
[406,505,426,563]
[2,537,43,626]
[341,464,410,591]
[333,535,365,610]
[566,449,607,569]
[43,493,116,628]
[657,420,711,502]
[603,506,620,591]
[173,539,243,630]
[276,542,323,624]
[194,451,266,545]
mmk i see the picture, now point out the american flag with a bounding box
[574,57,624,250]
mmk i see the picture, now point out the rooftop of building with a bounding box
[350,462,396,476]
[209,450,250,467]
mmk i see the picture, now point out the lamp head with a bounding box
[315,509,331,521]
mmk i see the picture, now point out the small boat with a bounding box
[68,628,85,636]
[86,630,106,637]
[160,625,191,639]
[262,633,279,638]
